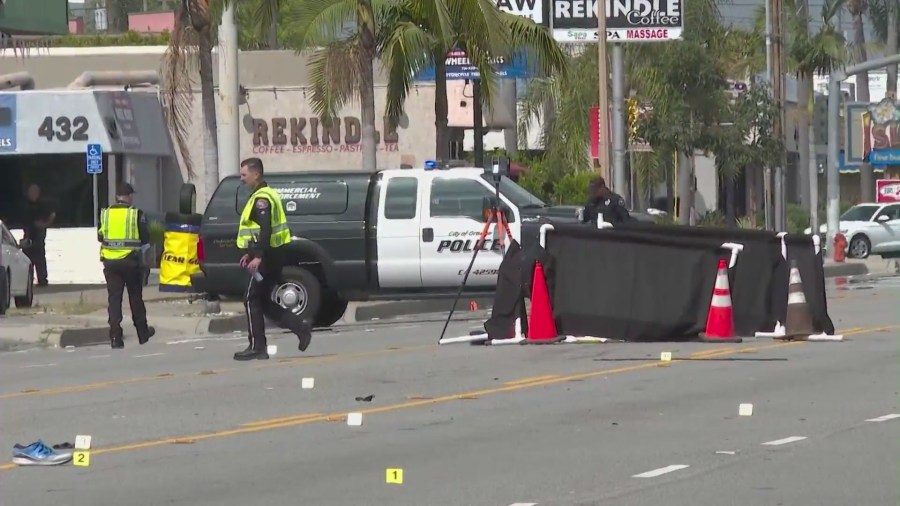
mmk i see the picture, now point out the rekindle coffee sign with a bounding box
[552,0,683,42]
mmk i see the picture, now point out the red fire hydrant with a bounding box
[833,233,847,263]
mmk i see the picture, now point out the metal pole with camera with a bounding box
[438,157,510,343]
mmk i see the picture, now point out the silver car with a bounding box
[805,203,900,258]
[0,220,35,315]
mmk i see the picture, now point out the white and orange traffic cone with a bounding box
[700,259,743,343]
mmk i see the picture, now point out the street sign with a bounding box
[551,0,684,42]
[86,143,103,174]
[415,48,532,81]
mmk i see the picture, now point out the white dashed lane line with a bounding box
[865,414,900,422]
[508,503,538,506]
[88,354,111,359]
[761,436,807,446]
[632,464,690,478]
[20,363,57,369]
[133,353,165,358]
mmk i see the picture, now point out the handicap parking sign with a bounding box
[86,143,103,175]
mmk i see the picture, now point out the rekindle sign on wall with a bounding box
[552,0,683,42]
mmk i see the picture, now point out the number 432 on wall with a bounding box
[37,115,90,142]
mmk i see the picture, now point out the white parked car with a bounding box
[804,203,900,259]
[0,220,35,315]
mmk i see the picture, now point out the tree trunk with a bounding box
[358,0,377,172]
[267,0,279,49]
[677,151,693,225]
[797,75,811,212]
[434,55,450,160]
[887,0,898,95]
[106,0,130,33]
[808,112,818,228]
[796,0,811,213]
[853,11,875,203]
[198,31,220,206]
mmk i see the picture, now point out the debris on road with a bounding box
[355,395,374,402]
[301,377,314,389]
[739,403,753,416]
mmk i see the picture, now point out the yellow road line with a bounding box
[240,413,324,427]
[0,345,435,401]
[504,375,561,386]
[6,327,888,473]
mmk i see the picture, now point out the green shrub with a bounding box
[44,31,171,47]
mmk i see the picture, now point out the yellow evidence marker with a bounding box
[386,468,403,484]
[73,452,90,467]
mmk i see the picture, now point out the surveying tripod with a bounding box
[438,158,514,342]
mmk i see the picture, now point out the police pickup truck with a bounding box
[191,162,615,326]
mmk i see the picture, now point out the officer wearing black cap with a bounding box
[581,176,631,226]
[97,182,155,349]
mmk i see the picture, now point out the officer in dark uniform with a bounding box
[97,183,155,349]
[234,157,312,361]
[581,176,631,226]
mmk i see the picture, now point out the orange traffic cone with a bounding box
[525,261,561,344]
[782,260,815,341]
[699,259,742,343]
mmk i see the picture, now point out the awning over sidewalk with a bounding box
[0,89,174,157]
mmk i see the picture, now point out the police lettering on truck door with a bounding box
[419,175,518,287]
[437,230,501,277]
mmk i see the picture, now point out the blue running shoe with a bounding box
[12,440,72,466]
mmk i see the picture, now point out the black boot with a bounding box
[110,328,124,349]
[233,346,269,361]
[281,314,313,351]
[137,326,156,345]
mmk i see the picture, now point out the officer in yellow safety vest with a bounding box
[97,183,155,349]
[234,157,312,361]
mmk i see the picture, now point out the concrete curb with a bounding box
[58,327,109,348]
[343,296,493,324]
[823,262,869,278]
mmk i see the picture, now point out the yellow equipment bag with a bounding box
[159,214,201,292]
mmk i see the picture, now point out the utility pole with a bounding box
[612,44,627,200]
[218,2,240,179]
[597,0,611,181]
[770,0,787,231]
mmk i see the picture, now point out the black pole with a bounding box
[473,79,484,167]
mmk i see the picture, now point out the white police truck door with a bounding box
[375,172,424,288]
[419,173,518,288]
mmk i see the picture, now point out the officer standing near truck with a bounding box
[98,183,155,349]
[234,157,312,361]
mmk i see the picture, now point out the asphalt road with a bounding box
[1,276,898,506]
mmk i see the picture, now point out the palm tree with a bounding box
[161,0,222,201]
[285,0,381,172]
[249,0,285,49]
[379,0,568,160]
[847,0,874,202]
[287,0,568,165]
[787,0,847,223]
[519,0,745,222]
[868,0,900,95]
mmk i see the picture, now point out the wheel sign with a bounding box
[0,94,16,153]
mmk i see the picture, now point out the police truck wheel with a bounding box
[179,184,197,215]
[314,291,348,327]
[0,269,9,316]
[14,266,34,308]
[278,266,321,324]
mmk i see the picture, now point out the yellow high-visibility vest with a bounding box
[236,185,291,249]
[99,206,141,261]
